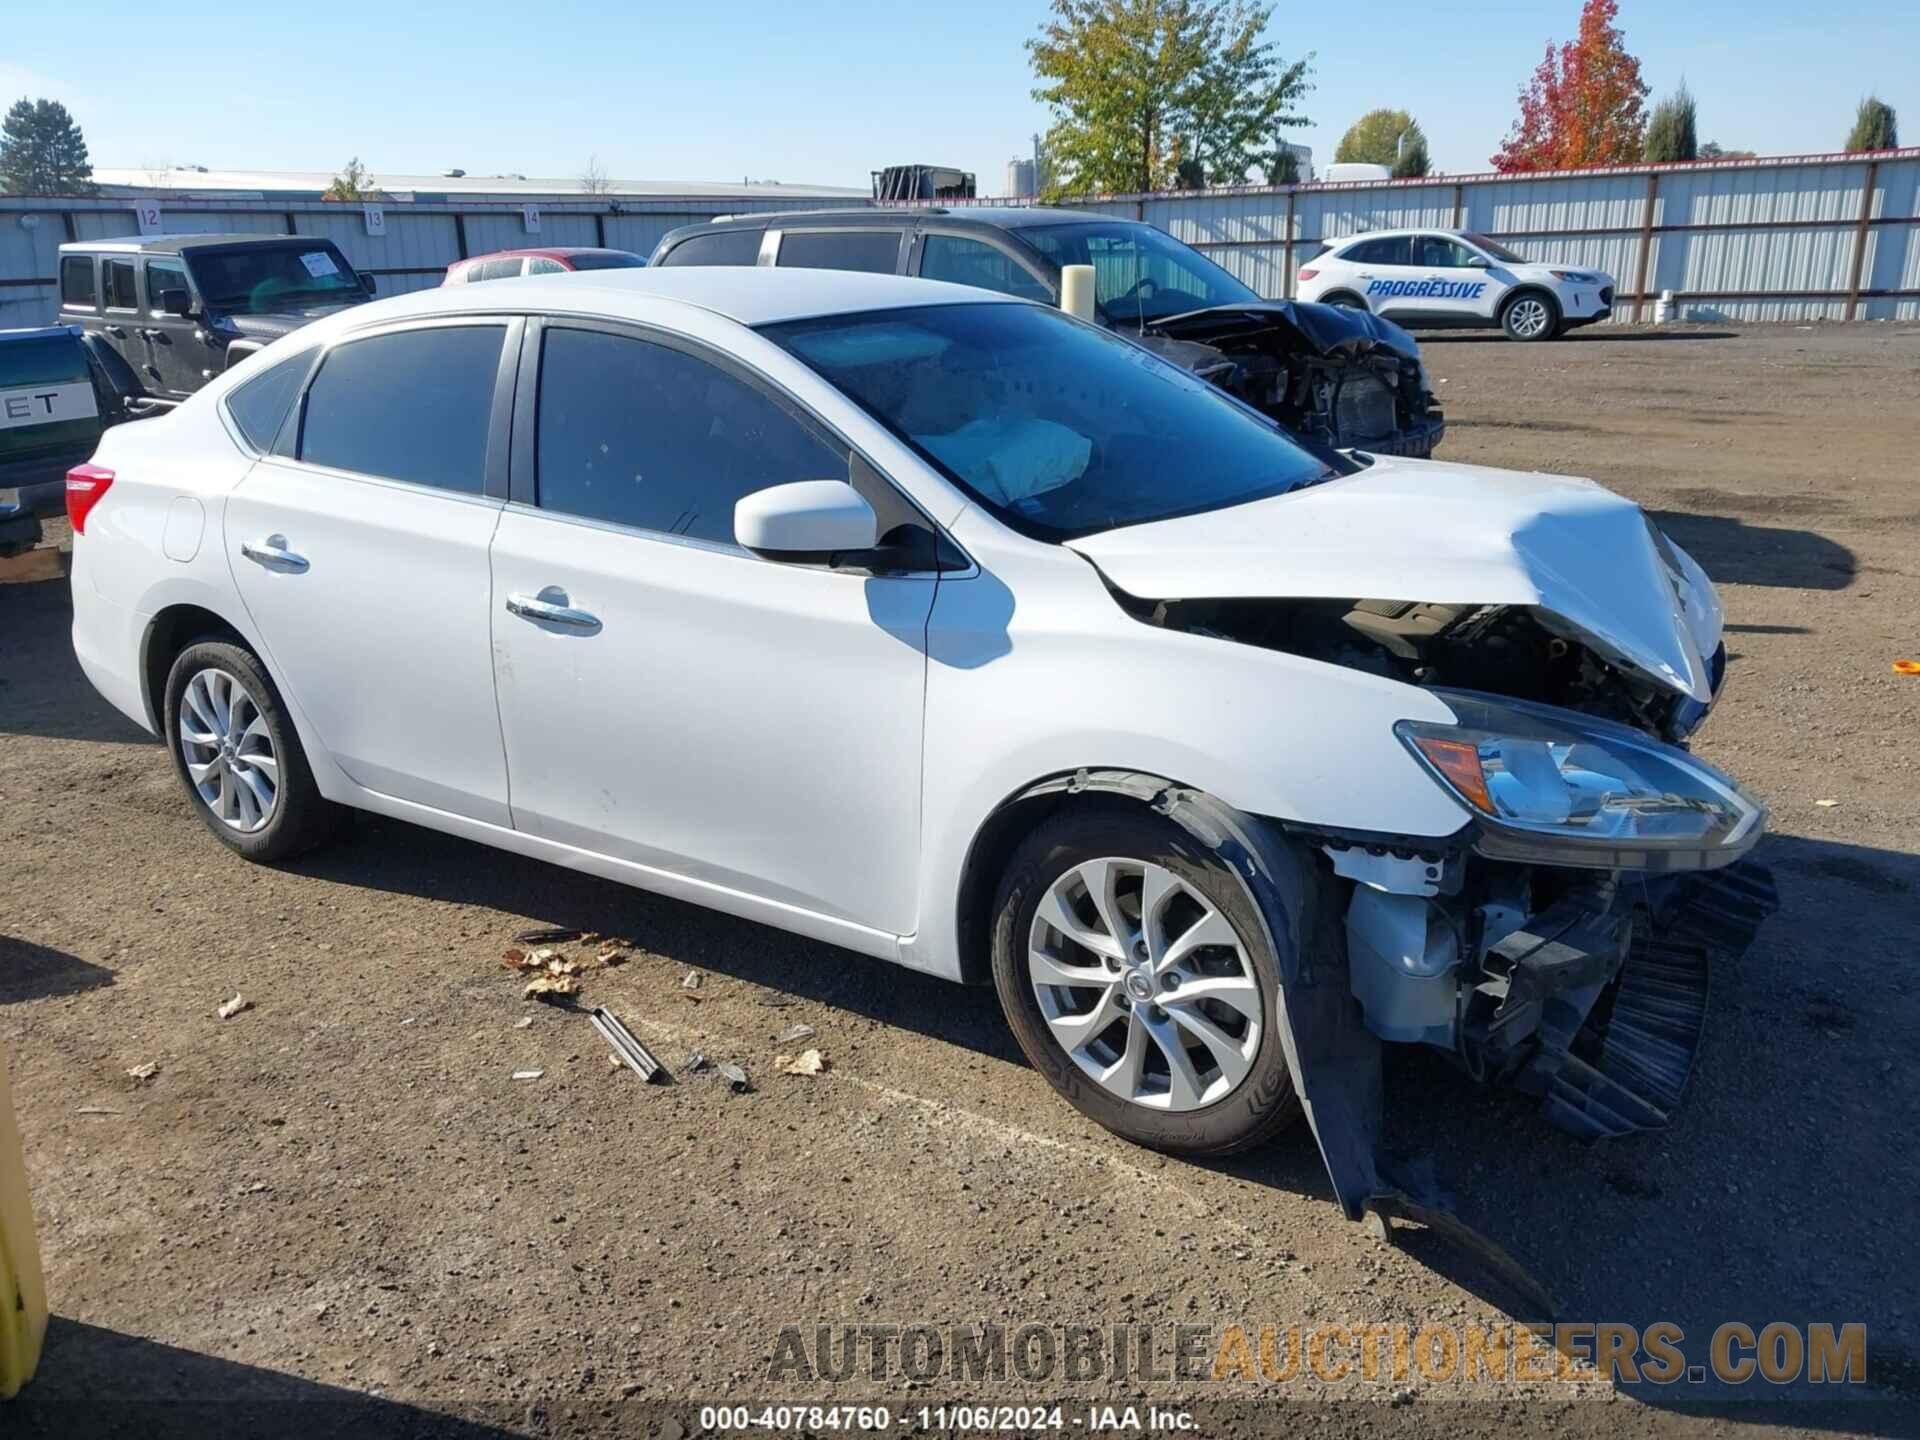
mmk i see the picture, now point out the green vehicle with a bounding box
[1,325,111,534]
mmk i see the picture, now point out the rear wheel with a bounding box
[990,805,1301,1156]
[1321,291,1368,310]
[164,639,342,862]
[1501,291,1559,341]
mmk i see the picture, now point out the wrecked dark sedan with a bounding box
[651,207,1445,459]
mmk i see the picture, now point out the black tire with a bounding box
[1500,289,1560,342]
[1321,291,1368,310]
[163,638,344,863]
[990,802,1302,1157]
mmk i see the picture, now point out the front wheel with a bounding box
[1501,291,1560,342]
[990,805,1301,1156]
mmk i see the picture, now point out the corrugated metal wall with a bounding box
[3,151,1916,328]
[0,193,856,326]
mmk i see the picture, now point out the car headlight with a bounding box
[1395,691,1765,871]
[1550,270,1599,284]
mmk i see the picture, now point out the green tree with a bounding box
[1334,108,1430,177]
[1028,0,1311,195]
[1644,84,1698,162]
[1844,96,1898,152]
[0,98,93,195]
[1698,141,1754,161]
[321,157,386,202]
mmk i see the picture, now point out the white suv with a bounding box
[1296,229,1614,341]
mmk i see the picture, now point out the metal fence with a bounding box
[953,146,1920,324]
[3,146,1916,328]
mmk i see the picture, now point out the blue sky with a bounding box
[2,1,1913,190]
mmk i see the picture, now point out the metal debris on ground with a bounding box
[680,971,702,991]
[775,1023,815,1044]
[685,1052,711,1073]
[775,1049,829,1077]
[126,1063,158,1083]
[717,1061,752,1094]
[1815,799,1840,808]
[511,1070,545,1082]
[75,1106,121,1116]
[216,994,252,1020]
[590,1007,667,1083]
[514,927,581,945]
[513,1016,534,1030]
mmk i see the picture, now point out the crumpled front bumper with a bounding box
[1351,413,1445,460]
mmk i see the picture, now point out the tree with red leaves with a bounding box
[1492,0,1649,172]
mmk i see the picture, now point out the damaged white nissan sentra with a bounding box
[68,268,1773,1222]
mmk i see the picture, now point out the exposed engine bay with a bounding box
[1125,593,1724,744]
[1125,301,1446,459]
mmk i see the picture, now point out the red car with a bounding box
[442,247,645,284]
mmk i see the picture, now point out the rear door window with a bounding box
[1341,237,1412,266]
[299,325,506,493]
[658,230,763,267]
[60,256,97,309]
[103,259,138,310]
[775,230,903,274]
[918,234,1053,302]
[534,325,847,547]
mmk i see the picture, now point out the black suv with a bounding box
[57,234,376,404]
[652,207,1443,458]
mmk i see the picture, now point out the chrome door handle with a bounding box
[506,592,600,630]
[240,536,309,572]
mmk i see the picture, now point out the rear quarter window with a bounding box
[658,230,764,267]
[60,257,96,308]
[223,348,312,453]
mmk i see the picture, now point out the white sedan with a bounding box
[67,268,1769,1219]
[1296,228,1615,341]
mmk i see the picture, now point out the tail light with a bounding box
[1297,267,1319,282]
[66,463,114,535]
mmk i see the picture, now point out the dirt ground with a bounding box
[3,321,1918,1438]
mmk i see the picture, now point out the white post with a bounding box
[1060,264,1096,321]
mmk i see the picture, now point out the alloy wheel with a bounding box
[1027,857,1263,1112]
[178,668,280,833]
[1509,297,1551,339]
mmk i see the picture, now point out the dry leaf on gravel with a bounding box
[126,1062,158,1083]
[216,994,251,1020]
[524,973,579,1001]
[775,1049,829,1077]
[717,1061,752,1093]
[776,1024,815,1044]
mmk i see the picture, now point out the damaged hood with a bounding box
[1137,300,1423,364]
[1066,456,1721,702]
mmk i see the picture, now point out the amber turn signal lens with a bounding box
[1411,735,1494,814]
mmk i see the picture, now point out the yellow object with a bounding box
[0,1051,48,1399]
[1894,660,1920,676]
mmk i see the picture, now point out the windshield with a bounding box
[565,251,646,271]
[187,245,364,312]
[1023,221,1259,327]
[763,303,1336,542]
[1459,232,1529,264]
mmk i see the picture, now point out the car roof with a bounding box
[340,265,1021,330]
[1331,228,1470,242]
[58,233,329,255]
[456,247,640,263]
[689,205,1100,233]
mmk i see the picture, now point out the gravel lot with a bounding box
[3,321,1918,1437]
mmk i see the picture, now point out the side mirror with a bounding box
[359,273,378,295]
[1466,256,1491,269]
[158,288,192,317]
[735,480,877,558]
